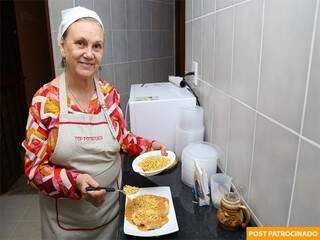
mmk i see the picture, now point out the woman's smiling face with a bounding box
[60,19,104,79]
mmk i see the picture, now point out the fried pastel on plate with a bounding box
[125,194,169,231]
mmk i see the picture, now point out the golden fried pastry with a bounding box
[125,194,169,231]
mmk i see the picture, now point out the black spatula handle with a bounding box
[85,186,115,192]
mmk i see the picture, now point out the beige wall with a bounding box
[186,0,320,226]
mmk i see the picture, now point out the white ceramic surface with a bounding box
[290,140,320,225]
[258,0,316,131]
[232,0,263,108]
[249,115,299,225]
[214,7,234,93]
[132,150,176,176]
[303,8,320,145]
[227,100,255,200]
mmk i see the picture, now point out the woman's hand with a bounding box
[76,174,106,207]
[152,141,168,156]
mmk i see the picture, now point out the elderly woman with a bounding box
[22,6,166,240]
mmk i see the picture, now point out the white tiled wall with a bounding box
[48,0,175,108]
[186,0,320,226]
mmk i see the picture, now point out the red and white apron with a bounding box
[39,73,121,240]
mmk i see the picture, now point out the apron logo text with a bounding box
[75,136,103,143]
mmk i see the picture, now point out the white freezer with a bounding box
[129,82,196,151]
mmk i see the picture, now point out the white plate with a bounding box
[124,186,179,237]
[132,150,176,176]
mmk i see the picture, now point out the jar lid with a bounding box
[221,192,241,209]
[183,142,220,159]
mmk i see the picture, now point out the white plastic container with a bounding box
[210,173,232,208]
[175,126,204,160]
[175,106,204,159]
[178,106,204,130]
[181,142,220,187]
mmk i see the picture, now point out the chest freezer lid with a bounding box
[129,82,194,102]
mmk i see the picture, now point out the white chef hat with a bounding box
[57,6,104,43]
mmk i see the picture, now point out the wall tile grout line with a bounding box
[187,9,214,24]
[186,0,255,24]
[186,0,320,227]
[297,0,320,142]
[209,8,217,144]
[286,0,320,226]
[191,0,193,22]
[111,56,174,65]
[212,10,216,90]
[150,0,153,32]
[247,0,266,208]
[125,0,128,61]
[124,0,129,90]
[190,0,193,72]
[197,78,320,151]
[56,57,175,76]
[172,2,176,74]
[147,0,173,6]
[200,17,203,92]
[231,182,263,226]
[225,5,236,174]
[117,29,172,32]
[109,0,116,87]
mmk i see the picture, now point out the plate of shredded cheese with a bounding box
[124,186,179,237]
[132,150,176,176]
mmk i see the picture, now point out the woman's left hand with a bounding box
[152,141,168,156]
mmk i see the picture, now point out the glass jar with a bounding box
[217,192,250,231]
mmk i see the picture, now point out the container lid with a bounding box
[129,82,194,102]
[183,142,220,159]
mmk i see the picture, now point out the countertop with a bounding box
[118,158,246,240]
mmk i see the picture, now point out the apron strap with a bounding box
[55,176,121,231]
[59,72,69,114]
[55,199,119,231]
[94,76,117,139]
[58,72,117,139]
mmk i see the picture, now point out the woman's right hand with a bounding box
[76,174,106,207]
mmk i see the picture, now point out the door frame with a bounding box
[175,0,185,76]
